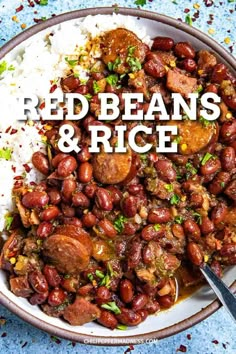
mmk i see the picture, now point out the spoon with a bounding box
[200,263,236,322]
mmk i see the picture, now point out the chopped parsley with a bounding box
[195,85,203,93]
[117,324,127,330]
[173,136,181,144]
[114,215,127,233]
[5,215,13,231]
[95,270,105,279]
[170,194,180,205]
[140,153,148,162]
[127,56,142,72]
[99,274,111,287]
[186,162,197,175]
[87,273,94,282]
[134,0,147,6]
[220,181,225,188]
[0,147,12,161]
[106,74,118,87]
[108,57,121,71]
[185,14,193,26]
[128,45,136,56]
[101,302,121,315]
[39,0,48,5]
[175,215,184,224]
[153,224,161,231]
[201,152,213,166]
[193,212,202,225]
[93,81,100,94]
[199,116,212,127]
[65,57,78,68]
[164,184,174,192]
[84,93,92,101]
[0,61,15,75]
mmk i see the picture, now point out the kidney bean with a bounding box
[48,189,61,205]
[60,216,82,227]
[81,213,97,228]
[61,203,75,217]
[155,159,176,182]
[208,171,230,195]
[106,186,122,205]
[144,58,166,78]
[205,84,218,94]
[127,184,144,195]
[51,153,68,168]
[132,294,148,311]
[224,180,236,201]
[77,146,91,162]
[174,42,195,59]
[57,156,78,178]
[34,181,47,192]
[29,291,48,305]
[222,93,236,111]
[98,219,117,239]
[95,188,113,211]
[128,240,142,269]
[122,196,137,218]
[220,243,236,256]
[137,309,148,322]
[148,208,172,224]
[167,153,188,166]
[77,162,93,183]
[43,265,61,288]
[145,300,161,314]
[77,283,94,296]
[72,191,90,208]
[84,183,97,198]
[200,157,221,175]
[151,36,174,51]
[116,308,142,326]
[200,216,215,235]
[122,222,137,236]
[74,85,89,95]
[119,279,134,303]
[190,193,203,208]
[40,205,60,221]
[158,295,174,309]
[98,310,118,330]
[221,147,235,171]
[61,75,80,91]
[96,286,111,305]
[211,202,227,226]
[37,221,53,238]
[172,224,185,238]
[48,288,66,307]
[187,242,203,266]
[61,178,76,202]
[183,219,201,241]
[220,120,236,142]
[32,151,49,175]
[211,63,228,83]
[141,224,164,241]
[28,270,48,294]
[22,191,49,209]
[61,276,79,292]
[210,260,222,278]
[181,58,197,72]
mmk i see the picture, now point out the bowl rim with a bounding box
[0,6,236,346]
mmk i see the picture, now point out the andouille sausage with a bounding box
[101,28,148,74]
[63,297,101,325]
[92,146,132,184]
[55,225,93,255]
[43,234,90,274]
[166,70,197,98]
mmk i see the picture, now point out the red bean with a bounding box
[77,146,91,162]
[48,189,61,205]
[81,213,97,228]
[148,208,172,223]
[72,192,90,207]
[145,300,160,314]
[22,191,49,209]
[144,58,166,78]
[122,196,137,218]
[98,310,118,330]
[208,171,230,195]
[51,153,68,168]
[106,186,122,205]
[74,85,89,95]
[36,221,53,238]
[95,188,113,211]
[181,58,197,72]
[220,120,236,142]
[211,63,228,83]
[187,242,203,266]
[119,279,134,303]
[141,224,164,241]
[151,36,174,51]
[60,277,79,293]
[132,294,148,311]
[200,157,221,175]
[96,286,111,305]
[116,308,142,326]
[84,184,97,198]
[172,224,185,238]
[98,219,117,239]
[48,288,66,306]
[190,193,203,208]
[211,202,227,226]
[127,184,144,195]
[137,309,148,322]
[221,147,235,171]
[61,178,76,202]
[183,219,201,241]
[43,265,61,288]
[57,156,78,178]
[77,162,93,183]
[60,216,82,227]
[29,291,48,305]
[32,151,49,175]
[224,180,236,201]
[220,243,236,256]
[158,295,174,309]
[128,240,142,269]
[174,42,195,59]
[28,270,48,294]
[61,75,80,91]
[40,205,60,221]
[200,216,215,235]
[155,160,176,182]
[205,84,218,94]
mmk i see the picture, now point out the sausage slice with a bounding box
[166,70,197,97]
[55,225,93,255]
[101,28,148,74]
[92,146,132,184]
[43,234,90,274]
[63,297,101,325]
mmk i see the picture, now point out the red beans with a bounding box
[211,63,228,83]
[224,180,236,201]
[187,242,203,266]
[181,58,197,72]
[174,42,195,59]
[155,159,176,182]
[32,151,49,175]
[220,120,236,142]
[95,188,113,211]
[51,153,68,168]
[96,286,111,305]
[132,294,148,311]
[61,75,80,91]
[48,189,61,205]
[122,196,137,217]
[141,224,164,241]
[61,277,78,293]
[158,295,174,309]
[77,146,91,162]
[148,208,172,224]
[205,84,218,94]
[220,243,236,256]
[116,308,142,326]
[128,240,142,269]
[81,213,97,228]
[183,219,201,241]
[119,279,134,303]
[151,36,174,51]
[37,221,53,238]
[57,156,78,178]
[29,291,48,305]
[72,192,90,207]
[22,191,49,209]
[77,162,93,183]
[208,171,230,195]
[61,179,76,202]
[200,216,215,235]
[98,219,117,239]
[40,205,60,221]
[98,310,118,330]
[48,288,66,306]
[211,202,227,226]
[144,57,166,78]
[43,265,61,288]
[200,157,221,175]
[221,147,235,171]
[28,270,48,294]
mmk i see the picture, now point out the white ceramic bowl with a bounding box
[0,7,235,345]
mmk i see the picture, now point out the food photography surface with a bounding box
[0,1,235,354]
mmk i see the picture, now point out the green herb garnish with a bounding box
[106,74,118,87]
[114,215,127,233]
[164,184,174,192]
[170,194,180,205]
[84,93,92,101]
[95,270,105,279]
[127,56,142,72]
[87,273,94,282]
[65,57,78,67]
[0,147,12,160]
[199,116,211,127]
[5,216,13,231]
[117,324,127,330]
[153,224,161,231]
[186,162,197,175]
[0,61,15,75]
[93,81,100,94]
[173,136,181,144]
[134,0,147,6]
[201,152,213,166]
[193,212,202,225]
[99,274,111,287]
[175,215,184,224]
[101,302,121,315]
[185,14,193,26]
[39,0,48,5]
[128,45,136,56]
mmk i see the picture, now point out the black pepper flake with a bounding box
[187,334,191,340]
[209,14,214,20]
[212,339,219,344]
[177,344,187,352]
[193,11,200,18]
[124,345,135,354]
[21,342,28,348]
[27,0,35,7]
[229,45,233,53]
[204,0,214,7]
[207,20,213,24]
[1,332,7,338]
[50,336,61,344]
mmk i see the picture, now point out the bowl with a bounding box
[0,7,235,345]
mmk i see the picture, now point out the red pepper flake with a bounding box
[212,340,219,345]
[23,164,31,173]
[184,8,190,13]
[11,165,16,173]
[1,332,7,338]
[186,334,191,340]
[176,345,187,353]
[16,5,24,12]
[50,84,57,93]
[34,18,43,23]
[124,345,135,354]
[30,181,37,186]
[204,0,214,7]
[207,20,212,25]
[14,175,23,180]
[27,0,35,7]
[39,101,45,110]
[21,342,28,348]
[10,129,18,135]
[14,180,23,188]
[5,126,12,133]
[193,11,200,18]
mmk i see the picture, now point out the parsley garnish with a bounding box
[201,152,213,166]
[128,45,136,56]
[106,74,118,87]
[153,224,161,231]
[0,147,12,160]
[65,57,78,68]
[114,215,127,233]
[99,274,111,287]
[164,184,174,192]
[0,61,15,75]
[95,270,105,279]
[199,116,211,127]
[134,0,147,6]
[185,14,193,26]
[107,57,121,71]
[193,212,202,225]
[186,162,197,175]
[93,81,100,94]
[101,302,121,315]
[170,194,180,205]
[117,324,127,330]
[84,93,92,101]
[127,56,142,72]
[39,0,48,5]
[175,215,184,224]
[87,273,94,282]
[220,181,225,188]
[5,215,13,231]
[173,136,181,144]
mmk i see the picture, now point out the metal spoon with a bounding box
[200,263,236,322]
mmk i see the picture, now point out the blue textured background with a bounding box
[0,0,236,353]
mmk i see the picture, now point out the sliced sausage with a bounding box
[166,70,197,98]
[197,50,217,74]
[43,234,90,274]
[101,28,148,74]
[63,297,101,325]
[92,146,132,184]
[55,225,93,255]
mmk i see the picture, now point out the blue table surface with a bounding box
[0,0,236,353]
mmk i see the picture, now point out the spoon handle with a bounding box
[200,263,236,322]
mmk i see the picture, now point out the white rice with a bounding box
[0,14,152,231]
